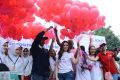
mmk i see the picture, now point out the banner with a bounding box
[0,34,106,53]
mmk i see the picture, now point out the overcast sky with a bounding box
[80,0,120,36]
[35,0,120,37]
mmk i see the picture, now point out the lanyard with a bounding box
[8,55,19,66]
[24,59,29,70]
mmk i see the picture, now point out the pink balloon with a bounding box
[52,15,61,23]
[80,7,89,19]
[66,12,71,20]
[90,5,97,9]
[37,0,44,7]
[80,2,89,8]
[70,5,80,19]
[60,29,68,36]
[90,8,99,18]
[97,16,105,28]
[68,32,75,39]
[65,0,73,4]
[64,4,72,13]
[60,34,65,39]
[24,0,34,8]
[72,1,81,7]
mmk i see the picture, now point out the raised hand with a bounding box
[44,26,53,32]
[52,38,55,42]
[48,26,53,30]
[54,27,57,34]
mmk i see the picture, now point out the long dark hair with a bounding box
[68,40,74,50]
[80,46,87,64]
[89,46,96,56]
[58,41,70,60]
[48,49,56,61]
[80,46,88,72]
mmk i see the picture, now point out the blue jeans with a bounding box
[58,71,74,80]
[112,74,118,80]
[31,74,48,80]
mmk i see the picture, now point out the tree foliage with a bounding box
[95,28,120,50]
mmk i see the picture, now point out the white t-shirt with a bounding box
[0,52,5,63]
[49,56,56,72]
[4,55,24,75]
[117,52,120,70]
[117,52,120,58]
[23,55,33,76]
[58,52,73,73]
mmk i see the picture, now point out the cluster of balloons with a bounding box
[0,0,105,40]
[37,0,105,39]
[0,0,38,40]
[0,22,54,43]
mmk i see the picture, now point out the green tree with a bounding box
[95,27,120,50]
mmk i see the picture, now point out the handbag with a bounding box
[105,53,114,80]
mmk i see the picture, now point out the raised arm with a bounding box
[88,55,99,61]
[89,33,93,47]
[49,39,55,51]
[54,27,61,47]
[31,26,53,48]
[71,42,80,64]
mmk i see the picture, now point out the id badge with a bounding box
[12,65,16,71]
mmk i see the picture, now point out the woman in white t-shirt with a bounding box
[117,50,120,70]
[49,47,57,80]
[48,39,56,72]
[57,41,80,80]
[47,39,57,80]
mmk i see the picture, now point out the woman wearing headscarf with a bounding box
[4,44,24,80]
[23,48,33,80]
[0,41,9,63]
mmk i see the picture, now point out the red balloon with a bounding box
[72,1,81,7]
[80,7,89,19]
[65,0,72,4]
[25,16,35,22]
[52,15,61,23]
[37,0,44,7]
[60,34,65,40]
[68,32,75,39]
[97,16,105,28]
[64,4,72,13]
[90,8,99,18]
[60,29,68,36]
[70,5,80,19]
[80,2,89,8]
[66,12,71,20]
[89,5,97,9]
[23,0,34,8]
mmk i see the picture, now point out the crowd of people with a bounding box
[0,26,120,80]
